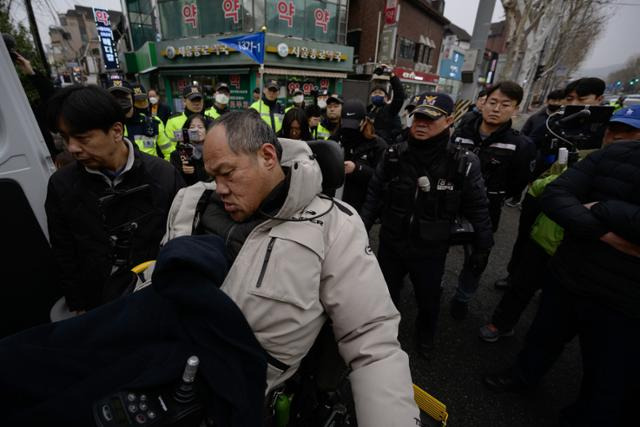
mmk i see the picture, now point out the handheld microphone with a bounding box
[558,108,591,126]
[417,176,430,192]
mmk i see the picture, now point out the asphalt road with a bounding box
[368,113,583,426]
[369,206,581,427]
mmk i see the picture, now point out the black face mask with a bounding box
[547,104,562,112]
[117,98,133,114]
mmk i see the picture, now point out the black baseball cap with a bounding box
[183,85,203,100]
[266,79,279,90]
[410,92,454,119]
[215,82,230,93]
[317,88,329,97]
[107,79,132,94]
[130,83,147,101]
[327,93,343,105]
[292,88,303,96]
[341,99,366,129]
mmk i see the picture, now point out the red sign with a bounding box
[94,9,110,26]
[302,82,314,95]
[182,3,198,28]
[384,0,398,25]
[287,81,300,94]
[384,7,396,25]
[393,67,439,84]
[319,79,329,89]
[314,8,330,33]
[277,0,295,28]
[229,75,241,89]
[222,0,240,24]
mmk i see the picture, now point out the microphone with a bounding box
[417,176,430,192]
[558,109,591,126]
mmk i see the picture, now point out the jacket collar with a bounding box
[83,138,138,187]
[273,138,323,218]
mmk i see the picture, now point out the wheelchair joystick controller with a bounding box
[92,355,204,426]
[173,356,199,404]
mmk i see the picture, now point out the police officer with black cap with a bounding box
[205,82,231,119]
[108,80,171,159]
[361,92,493,357]
[165,84,206,155]
[250,79,283,132]
[335,99,387,212]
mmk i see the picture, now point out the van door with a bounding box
[0,39,62,337]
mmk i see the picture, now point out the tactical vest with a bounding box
[124,114,170,158]
[379,142,470,248]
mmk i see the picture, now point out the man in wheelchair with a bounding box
[162,110,419,426]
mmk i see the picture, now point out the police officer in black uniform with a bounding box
[449,82,536,318]
[334,99,387,212]
[361,92,493,357]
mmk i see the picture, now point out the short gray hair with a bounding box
[208,110,282,160]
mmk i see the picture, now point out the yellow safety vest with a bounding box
[124,114,171,159]
[250,100,283,132]
[164,112,189,159]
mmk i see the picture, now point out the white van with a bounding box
[0,39,62,337]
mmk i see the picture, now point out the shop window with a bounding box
[399,37,415,60]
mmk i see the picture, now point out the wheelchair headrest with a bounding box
[306,140,344,196]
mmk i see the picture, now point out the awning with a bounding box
[263,67,347,79]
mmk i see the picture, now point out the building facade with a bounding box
[437,23,470,99]
[347,0,447,97]
[48,6,124,85]
[124,0,352,113]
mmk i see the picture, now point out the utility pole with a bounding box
[24,0,52,78]
[460,0,496,102]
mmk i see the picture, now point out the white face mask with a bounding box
[215,93,229,105]
[148,96,159,105]
[317,99,327,109]
[293,95,304,104]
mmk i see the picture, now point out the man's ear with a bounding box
[259,143,280,170]
[111,122,124,143]
[445,116,455,127]
[596,95,604,104]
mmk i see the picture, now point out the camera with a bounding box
[372,65,391,82]
[542,104,614,166]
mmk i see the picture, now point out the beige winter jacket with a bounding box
[163,139,419,426]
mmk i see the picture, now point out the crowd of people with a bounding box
[8,51,640,426]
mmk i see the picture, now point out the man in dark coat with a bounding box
[45,85,185,313]
[520,89,564,137]
[367,64,406,144]
[334,99,387,212]
[361,92,493,357]
[449,81,536,318]
[484,140,640,427]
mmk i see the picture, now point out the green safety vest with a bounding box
[124,114,171,159]
[204,106,227,120]
[250,100,283,132]
[164,112,189,159]
[528,174,564,256]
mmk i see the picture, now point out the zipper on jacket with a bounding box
[256,237,276,288]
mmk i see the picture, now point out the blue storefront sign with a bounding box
[93,8,120,70]
[439,50,464,81]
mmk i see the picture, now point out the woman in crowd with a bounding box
[169,114,212,184]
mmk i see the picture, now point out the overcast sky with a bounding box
[12,0,640,73]
[444,0,640,73]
